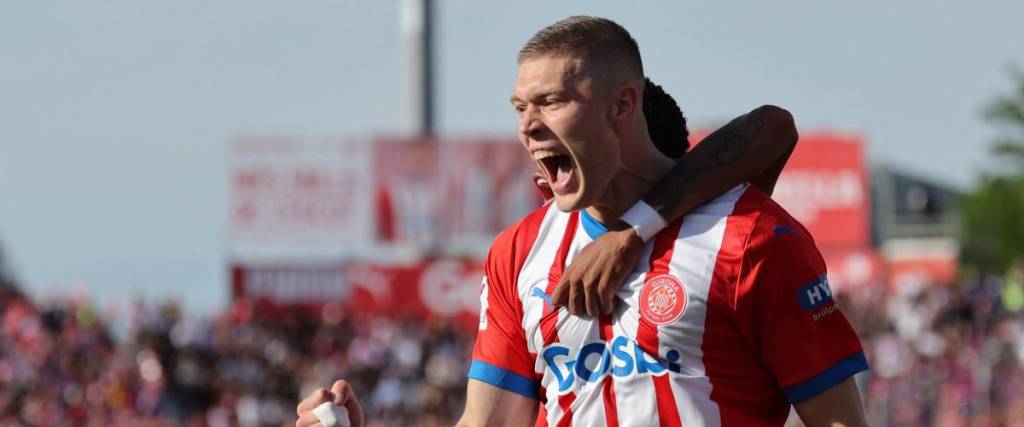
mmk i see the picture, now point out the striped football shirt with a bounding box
[469,184,868,426]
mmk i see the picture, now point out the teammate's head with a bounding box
[643,78,689,159]
[513,16,660,212]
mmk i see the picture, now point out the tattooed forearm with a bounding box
[641,105,795,224]
[713,112,764,166]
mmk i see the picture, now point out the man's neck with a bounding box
[584,135,675,226]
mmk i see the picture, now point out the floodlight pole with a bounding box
[401,0,435,137]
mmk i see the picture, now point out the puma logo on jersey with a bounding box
[531,287,554,309]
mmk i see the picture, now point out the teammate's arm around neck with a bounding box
[644,104,798,222]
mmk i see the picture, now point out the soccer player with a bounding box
[296,80,797,427]
[299,16,868,427]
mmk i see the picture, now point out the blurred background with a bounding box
[3,1,1024,426]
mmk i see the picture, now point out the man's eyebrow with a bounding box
[510,90,564,105]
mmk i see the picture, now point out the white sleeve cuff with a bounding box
[619,201,668,242]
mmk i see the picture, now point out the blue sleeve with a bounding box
[783,352,869,403]
[468,360,540,400]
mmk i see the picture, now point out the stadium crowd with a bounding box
[1,270,1024,426]
[0,279,471,427]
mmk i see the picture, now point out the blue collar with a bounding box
[580,209,608,239]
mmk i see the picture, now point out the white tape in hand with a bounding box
[312,401,351,427]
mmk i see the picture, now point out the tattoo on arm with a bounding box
[714,113,763,166]
[643,107,771,223]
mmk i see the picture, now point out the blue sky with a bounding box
[1,1,1021,314]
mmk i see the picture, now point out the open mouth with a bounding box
[533,149,575,194]
[532,171,553,199]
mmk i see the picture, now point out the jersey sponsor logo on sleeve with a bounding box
[639,274,688,325]
[542,337,682,393]
[796,274,833,311]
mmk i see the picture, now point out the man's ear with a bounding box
[610,84,640,124]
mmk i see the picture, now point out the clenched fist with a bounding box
[296,380,365,427]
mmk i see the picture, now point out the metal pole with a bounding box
[400,0,435,137]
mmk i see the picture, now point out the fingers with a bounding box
[298,388,334,415]
[560,254,606,317]
[554,278,589,316]
[551,279,569,308]
[296,387,334,427]
[584,281,600,317]
[296,411,323,427]
[600,242,642,316]
[598,278,616,316]
[556,227,646,317]
[568,277,582,315]
[297,382,365,427]
[330,380,365,427]
[329,380,352,406]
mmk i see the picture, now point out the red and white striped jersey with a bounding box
[469,184,868,426]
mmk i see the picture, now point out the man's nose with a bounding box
[518,106,542,138]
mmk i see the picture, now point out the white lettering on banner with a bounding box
[773,170,863,223]
[233,168,361,228]
[245,267,351,303]
[343,265,394,300]
[418,260,483,316]
[228,138,373,255]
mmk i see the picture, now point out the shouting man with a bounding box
[298,16,868,427]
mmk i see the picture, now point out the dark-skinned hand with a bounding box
[551,226,645,316]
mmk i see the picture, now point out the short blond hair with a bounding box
[518,16,644,83]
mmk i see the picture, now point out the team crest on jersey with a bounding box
[639,274,687,325]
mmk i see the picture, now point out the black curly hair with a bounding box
[643,78,689,159]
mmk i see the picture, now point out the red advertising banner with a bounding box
[691,130,871,248]
[771,132,870,248]
[229,132,869,254]
[231,260,483,327]
[229,245,883,327]
[229,130,881,316]
[230,249,881,327]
